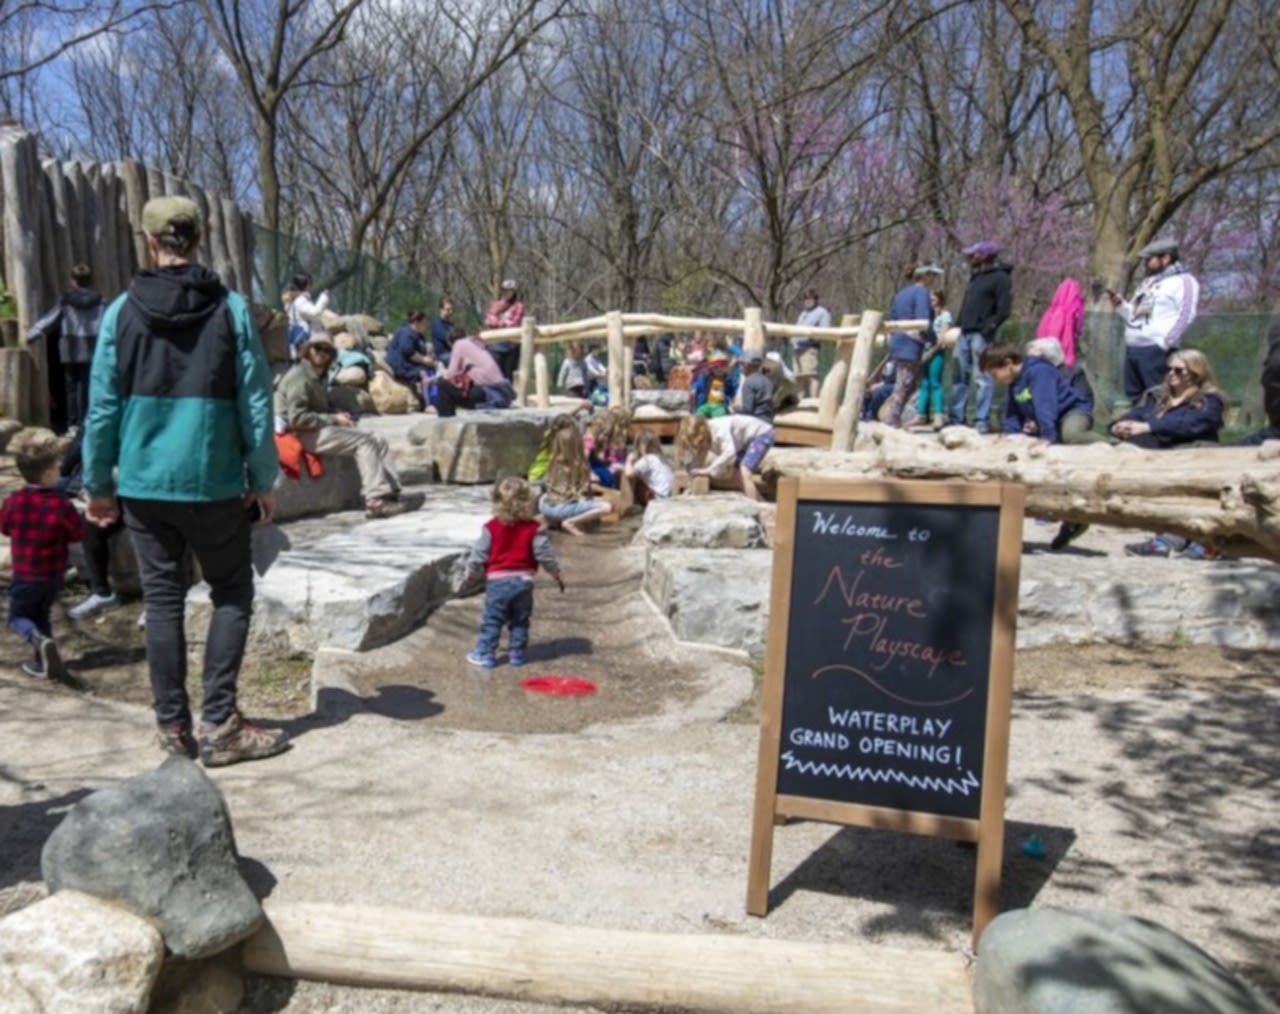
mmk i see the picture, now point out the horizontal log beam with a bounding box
[242,903,970,1014]
[768,424,1280,561]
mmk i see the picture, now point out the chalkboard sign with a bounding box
[748,477,1024,944]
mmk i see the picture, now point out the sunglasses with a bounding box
[1166,365,1189,376]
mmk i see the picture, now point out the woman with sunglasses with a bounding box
[1110,349,1224,450]
[1110,349,1224,557]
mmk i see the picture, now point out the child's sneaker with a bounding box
[20,660,46,679]
[198,711,291,767]
[1050,522,1089,551]
[34,634,65,681]
[69,592,120,620]
[466,649,496,669]
[1125,537,1171,558]
[1177,542,1215,561]
[156,721,199,760]
[508,649,526,667]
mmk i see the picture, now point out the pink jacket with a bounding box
[485,298,525,329]
[1036,279,1084,366]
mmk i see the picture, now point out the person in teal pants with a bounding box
[917,288,951,429]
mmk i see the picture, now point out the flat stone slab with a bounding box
[639,495,769,550]
[644,547,1280,657]
[408,409,564,484]
[187,488,490,653]
[974,908,1272,1014]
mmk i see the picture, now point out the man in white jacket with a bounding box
[1109,238,1199,404]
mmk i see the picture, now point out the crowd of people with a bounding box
[7,203,1276,769]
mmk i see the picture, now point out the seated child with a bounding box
[528,410,589,487]
[624,432,675,504]
[583,405,630,490]
[461,477,564,670]
[539,423,611,535]
[692,351,737,418]
[1,434,83,679]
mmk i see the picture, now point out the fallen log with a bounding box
[767,423,1280,561]
[242,902,971,1014]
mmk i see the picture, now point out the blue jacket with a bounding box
[386,323,428,379]
[1002,356,1092,443]
[430,317,454,361]
[1116,389,1224,447]
[887,283,933,361]
[83,264,278,501]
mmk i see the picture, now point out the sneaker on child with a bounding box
[1177,542,1215,561]
[508,649,526,667]
[466,649,496,669]
[1050,522,1089,551]
[20,660,46,679]
[35,634,65,681]
[198,711,291,767]
[1125,537,1171,558]
[69,592,120,620]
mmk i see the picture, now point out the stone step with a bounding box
[644,546,1280,656]
[186,487,492,654]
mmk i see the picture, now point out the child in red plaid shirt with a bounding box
[1,437,83,678]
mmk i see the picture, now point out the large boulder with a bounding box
[271,455,364,522]
[369,371,414,414]
[252,304,289,364]
[974,908,1272,1014]
[41,757,264,960]
[639,494,768,549]
[0,889,164,1013]
[644,547,773,658]
[408,411,550,484]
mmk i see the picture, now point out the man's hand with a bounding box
[86,496,119,527]
[245,492,276,525]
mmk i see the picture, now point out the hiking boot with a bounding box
[156,721,199,760]
[466,649,496,670]
[508,649,526,667]
[365,498,407,520]
[199,711,291,768]
[34,634,64,682]
[1050,522,1090,551]
[69,592,120,620]
[1125,537,1171,558]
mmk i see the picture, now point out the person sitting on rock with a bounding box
[538,421,611,535]
[435,333,516,417]
[275,333,406,519]
[386,310,436,409]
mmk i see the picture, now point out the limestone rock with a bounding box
[974,908,1272,1014]
[0,889,164,1014]
[271,456,364,522]
[41,757,264,960]
[332,364,368,387]
[369,371,413,415]
[0,416,24,451]
[639,494,768,549]
[332,331,357,350]
[632,389,694,413]
[344,312,383,337]
[318,309,344,333]
[408,411,550,484]
[644,547,772,657]
[251,304,288,364]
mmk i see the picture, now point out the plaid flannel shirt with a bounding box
[0,485,84,581]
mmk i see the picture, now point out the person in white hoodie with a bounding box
[1108,238,1200,405]
[286,272,331,358]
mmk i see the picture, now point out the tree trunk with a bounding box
[769,426,1280,561]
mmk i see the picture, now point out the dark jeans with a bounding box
[1124,345,1169,404]
[123,497,253,729]
[476,577,534,656]
[491,344,520,381]
[435,379,486,417]
[82,515,124,596]
[9,577,60,657]
[64,363,90,429]
[1232,426,1280,447]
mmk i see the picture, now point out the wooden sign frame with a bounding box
[746,477,1025,946]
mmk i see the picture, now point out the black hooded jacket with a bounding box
[28,286,105,363]
[956,263,1013,339]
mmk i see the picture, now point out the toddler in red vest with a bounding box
[462,477,564,669]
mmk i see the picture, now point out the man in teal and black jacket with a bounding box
[83,196,289,768]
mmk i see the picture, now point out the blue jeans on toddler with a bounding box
[476,576,535,657]
[9,577,60,660]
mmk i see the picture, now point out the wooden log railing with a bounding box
[477,308,928,449]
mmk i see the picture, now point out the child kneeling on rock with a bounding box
[462,477,565,669]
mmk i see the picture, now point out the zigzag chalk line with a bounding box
[781,751,980,796]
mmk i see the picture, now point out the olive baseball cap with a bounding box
[141,196,201,237]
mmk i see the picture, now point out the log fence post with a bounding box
[831,310,882,452]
